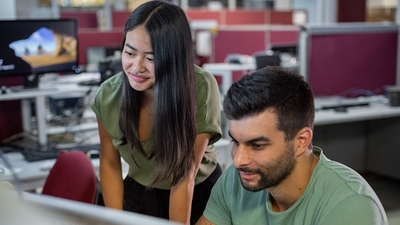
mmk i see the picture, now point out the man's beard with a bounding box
[238,144,296,192]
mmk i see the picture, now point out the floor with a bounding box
[363,173,400,224]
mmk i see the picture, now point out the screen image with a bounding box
[0,19,79,78]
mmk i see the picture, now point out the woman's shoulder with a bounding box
[99,72,123,90]
[94,72,123,103]
[194,64,220,95]
[195,64,216,84]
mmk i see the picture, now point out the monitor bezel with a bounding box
[0,18,80,79]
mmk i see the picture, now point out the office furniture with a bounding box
[298,22,398,97]
[0,73,99,145]
[41,150,97,204]
[212,25,299,63]
[0,139,231,192]
[313,96,400,181]
[253,53,281,70]
[202,63,256,96]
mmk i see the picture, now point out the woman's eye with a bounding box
[124,51,133,56]
[146,57,154,62]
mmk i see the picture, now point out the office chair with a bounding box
[253,52,281,70]
[41,150,97,204]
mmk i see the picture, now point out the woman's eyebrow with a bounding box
[125,43,153,54]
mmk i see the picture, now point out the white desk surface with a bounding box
[203,63,256,96]
[0,139,232,192]
[0,73,100,145]
[0,72,99,101]
[0,151,130,192]
[202,62,298,96]
[202,62,256,71]
[314,96,400,126]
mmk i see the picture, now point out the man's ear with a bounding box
[295,127,313,156]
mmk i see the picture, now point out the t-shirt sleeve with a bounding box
[203,166,234,225]
[90,88,101,118]
[318,194,388,225]
[195,66,222,145]
[89,73,123,139]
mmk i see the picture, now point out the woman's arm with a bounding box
[169,132,212,225]
[97,117,124,210]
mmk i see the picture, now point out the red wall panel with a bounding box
[269,11,295,25]
[308,32,397,96]
[112,11,131,28]
[213,30,267,62]
[224,10,266,25]
[78,28,124,65]
[60,11,98,28]
[185,10,222,24]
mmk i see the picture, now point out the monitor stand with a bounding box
[23,74,40,89]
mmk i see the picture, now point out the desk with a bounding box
[0,151,129,192]
[0,73,99,145]
[202,61,299,97]
[313,97,400,180]
[202,63,255,96]
[0,139,232,191]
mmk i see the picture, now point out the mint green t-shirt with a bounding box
[204,147,388,225]
[91,65,222,189]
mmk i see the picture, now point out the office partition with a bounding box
[298,22,398,97]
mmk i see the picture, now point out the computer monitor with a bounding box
[268,43,297,56]
[1,190,181,225]
[0,19,80,89]
[253,53,281,70]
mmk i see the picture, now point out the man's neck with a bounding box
[267,154,319,212]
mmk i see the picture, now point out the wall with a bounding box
[0,0,17,19]
[212,25,299,63]
[60,9,301,66]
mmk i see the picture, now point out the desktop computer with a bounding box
[49,92,85,117]
[1,189,181,225]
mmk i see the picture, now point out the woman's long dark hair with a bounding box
[119,1,197,187]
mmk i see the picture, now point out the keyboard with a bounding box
[21,143,101,162]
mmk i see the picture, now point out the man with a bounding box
[196,66,388,225]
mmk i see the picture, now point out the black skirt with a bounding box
[123,164,223,225]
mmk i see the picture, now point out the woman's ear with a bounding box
[295,127,313,156]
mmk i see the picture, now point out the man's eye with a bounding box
[252,143,265,150]
[230,139,239,146]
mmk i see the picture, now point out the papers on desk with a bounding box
[314,95,388,111]
[41,72,100,85]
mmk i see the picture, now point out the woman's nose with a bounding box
[131,57,145,74]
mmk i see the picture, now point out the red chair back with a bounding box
[42,150,97,204]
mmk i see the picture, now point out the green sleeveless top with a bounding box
[91,65,222,189]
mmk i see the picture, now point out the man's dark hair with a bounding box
[223,66,315,141]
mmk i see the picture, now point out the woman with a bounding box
[90,1,222,224]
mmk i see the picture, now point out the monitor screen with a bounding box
[0,19,80,80]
